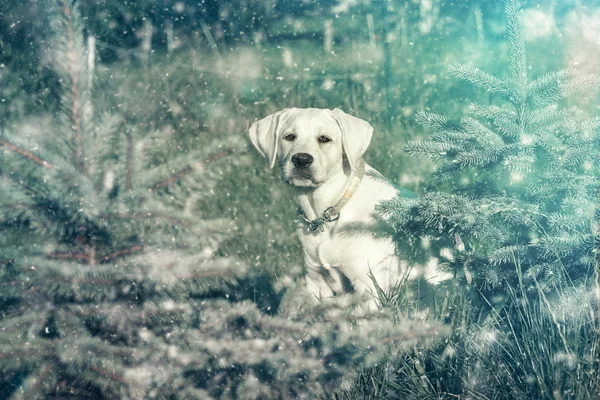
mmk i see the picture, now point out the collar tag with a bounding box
[297,158,364,232]
[300,206,340,232]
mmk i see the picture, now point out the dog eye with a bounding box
[318,136,331,143]
[284,133,296,141]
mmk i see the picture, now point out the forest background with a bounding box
[4,0,598,277]
[1,0,600,398]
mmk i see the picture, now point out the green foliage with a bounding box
[3,0,599,397]
[379,0,600,294]
[0,2,449,398]
[1,2,236,268]
[0,2,240,397]
[364,1,600,396]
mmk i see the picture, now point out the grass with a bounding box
[330,261,600,399]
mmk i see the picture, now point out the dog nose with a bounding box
[291,153,314,169]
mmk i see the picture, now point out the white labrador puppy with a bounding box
[249,108,400,300]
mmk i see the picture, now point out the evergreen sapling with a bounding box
[365,2,600,397]
[379,0,600,296]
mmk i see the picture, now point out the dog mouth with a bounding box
[294,171,314,180]
[284,169,320,187]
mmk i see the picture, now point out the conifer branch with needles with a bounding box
[0,138,54,169]
[150,148,233,193]
[505,0,527,91]
[53,0,89,172]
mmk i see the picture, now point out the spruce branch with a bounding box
[126,130,134,192]
[150,149,233,193]
[47,251,90,262]
[491,114,521,139]
[460,116,504,148]
[488,245,526,266]
[468,103,516,121]
[89,366,129,385]
[404,140,455,161]
[46,244,144,264]
[560,72,600,97]
[0,138,54,169]
[505,0,527,90]
[100,245,145,263]
[502,153,535,173]
[526,69,573,106]
[19,362,56,399]
[53,0,90,172]
[414,111,453,134]
[99,211,192,226]
[449,63,515,100]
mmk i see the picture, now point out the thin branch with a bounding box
[90,366,129,384]
[47,252,88,262]
[100,212,191,226]
[47,245,144,264]
[0,348,51,360]
[0,139,54,169]
[100,245,143,263]
[86,245,96,265]
[32,363,54,394]
[61,0,83,171]
[126,133,133,192]
[183,269,241,280]
[150,149,233,193]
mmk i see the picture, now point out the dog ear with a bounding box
[331,108,373,170]
[249,109,292,169]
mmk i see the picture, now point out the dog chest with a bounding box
[297,224,332,266]
[296,219,384,268]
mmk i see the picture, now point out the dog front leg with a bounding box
[306,264,356,299]
[305,272,333,300]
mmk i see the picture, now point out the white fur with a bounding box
[249,108,400,300]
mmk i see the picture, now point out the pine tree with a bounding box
[0,2,448,398]
[379,0,600,295]
[0,1,238,397]
[367,1,600,398]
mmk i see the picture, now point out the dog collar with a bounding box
[298,158,366,232]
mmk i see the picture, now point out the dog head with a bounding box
[249,108,373,188]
